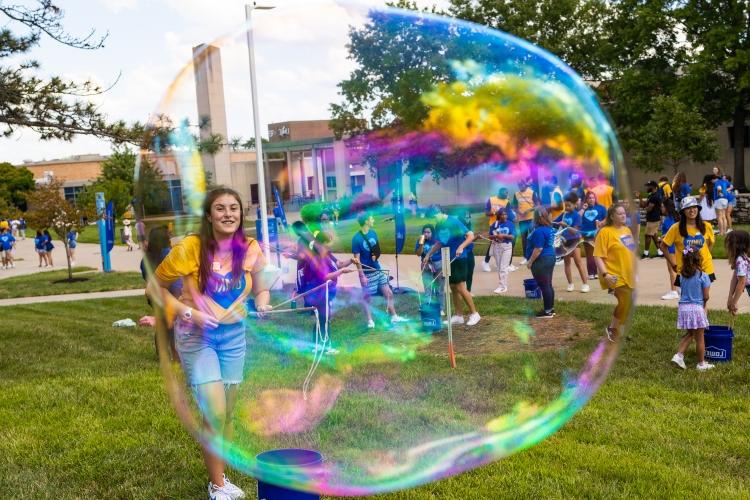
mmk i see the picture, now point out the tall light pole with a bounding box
[245,2,274,262]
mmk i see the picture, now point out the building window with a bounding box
[326,176,337,189]
[728,125,750,148]
[167,179,183,212]
[351,174,366,195]
[63,186,84,206]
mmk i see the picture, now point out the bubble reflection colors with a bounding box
[140,1,634,496]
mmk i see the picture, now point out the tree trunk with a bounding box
[64,241,72,281]
[733,103,747,192]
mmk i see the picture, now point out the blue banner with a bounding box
[106,201,115,252]
[272,186,288,229]
[395,212,406,254]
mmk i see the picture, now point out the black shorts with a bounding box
[449,258,468,285]
[674,273,716,287]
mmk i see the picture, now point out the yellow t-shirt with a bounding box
[155,235,267,324]
[593,225,636,289]
[487,196,510,224]
[514,188,536,221]
[591,184,614,209]
[658,181,672,199]
[661,222,715,275]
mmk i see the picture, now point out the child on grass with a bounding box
[671,247,714,371]
[724,229,750,317]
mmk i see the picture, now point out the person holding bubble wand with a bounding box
[593,204,636,342]
[151,187,272,500]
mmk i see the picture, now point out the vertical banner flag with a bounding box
[273,186,288,229]
[106,201,115,252]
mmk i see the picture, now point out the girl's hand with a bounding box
[604,273,618,285]
[255,303,272,319]
[191,310,219,330]
[340,268,356,274]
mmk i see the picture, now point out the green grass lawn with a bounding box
[0,295,747,498]
[0,267,145,299]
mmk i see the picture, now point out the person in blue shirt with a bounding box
[725,175,736,233]
[415,224,444,305]
[0,227,15,269]
[424,209,481,326]
[713,169,730,235]
[554,192,590,293]
[43,229,55,266]
[351,212,405,328]
[526,208,557,318]
[66,229,78,266]
[34,230,48,267]
[660,198,680,300]
[579,191,607,278]
[672,172,692,207]
[482,187,516,273]
[487,208,515,293]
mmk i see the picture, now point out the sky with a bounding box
[1,0,450,165]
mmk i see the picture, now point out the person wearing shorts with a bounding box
[351,212,405,329]
[425,210,480,326]
[0,227,15,269]
[152,187,271,500]
[640,181,663,258]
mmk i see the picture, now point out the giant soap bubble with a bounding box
[137,1,636,496]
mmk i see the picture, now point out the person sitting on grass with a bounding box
[554,192,590,293]
[725,229,750,318]
[671,247,714,371]
[525,208,557,318]
[594,204,636,342]
[424,208,481,326]
[351,212,406,329]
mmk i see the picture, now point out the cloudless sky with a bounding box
[1,0,449,164]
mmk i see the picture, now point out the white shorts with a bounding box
[714,198,728,210]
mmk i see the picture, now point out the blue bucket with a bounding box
[420,302,442,333]
[256,449,323,500]
[523,279,541,299]
[704,325,734,362]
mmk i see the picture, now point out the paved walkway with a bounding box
[0,289,145,307]
[2,237,744,313]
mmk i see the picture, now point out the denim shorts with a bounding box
[175,320,246,386]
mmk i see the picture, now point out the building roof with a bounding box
[18,154,108,167]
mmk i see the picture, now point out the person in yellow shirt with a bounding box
[512,178,540,264]
[151,187,272,500]
[657,176,673,200]
[594,204,636,342]
[590,173,614,209]
[660,195,715,283]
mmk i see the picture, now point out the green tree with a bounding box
[24,179,94,281]
[629,95,719,173]
[0,162,35,210]
[676,0,750,189]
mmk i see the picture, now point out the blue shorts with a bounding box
[362,269,389,296]
[175,320,246,386]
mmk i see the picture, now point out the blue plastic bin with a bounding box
[704,325,734,362]
[256,449,322,500]
[523,279,541,299]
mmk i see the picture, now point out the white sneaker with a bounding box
[325,347,340,355]
[555,260,564,266]
[657,249,664,257]
[221,475,246,499]
[671,353,686,370]
[391,314,408,323]
[581,284,590,293]
[440,309,445,316]
[519,258,528,265]
[450,315,464,325]
[507,265,518,272]
[493,286,507,294]
[566,283,575,292]
[367,319,375,329]
[661,290,679,300]
[696,361,715,372]
[482,261,491,272]
[208,482,234,500]
[466,312,481,326]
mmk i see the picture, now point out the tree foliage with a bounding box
[24,179,94,280]
[0,162,34,210]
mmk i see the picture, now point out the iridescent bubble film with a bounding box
[137,1,635,495]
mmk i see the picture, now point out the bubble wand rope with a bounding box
[302,280,330,399]
[270,281,331,310]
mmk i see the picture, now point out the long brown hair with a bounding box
[533,207,551,227]
[672,171,687,194]
[198,187,248,293]
[678,206,705,238]
[725,229,750,269]
[681,248,702,279]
